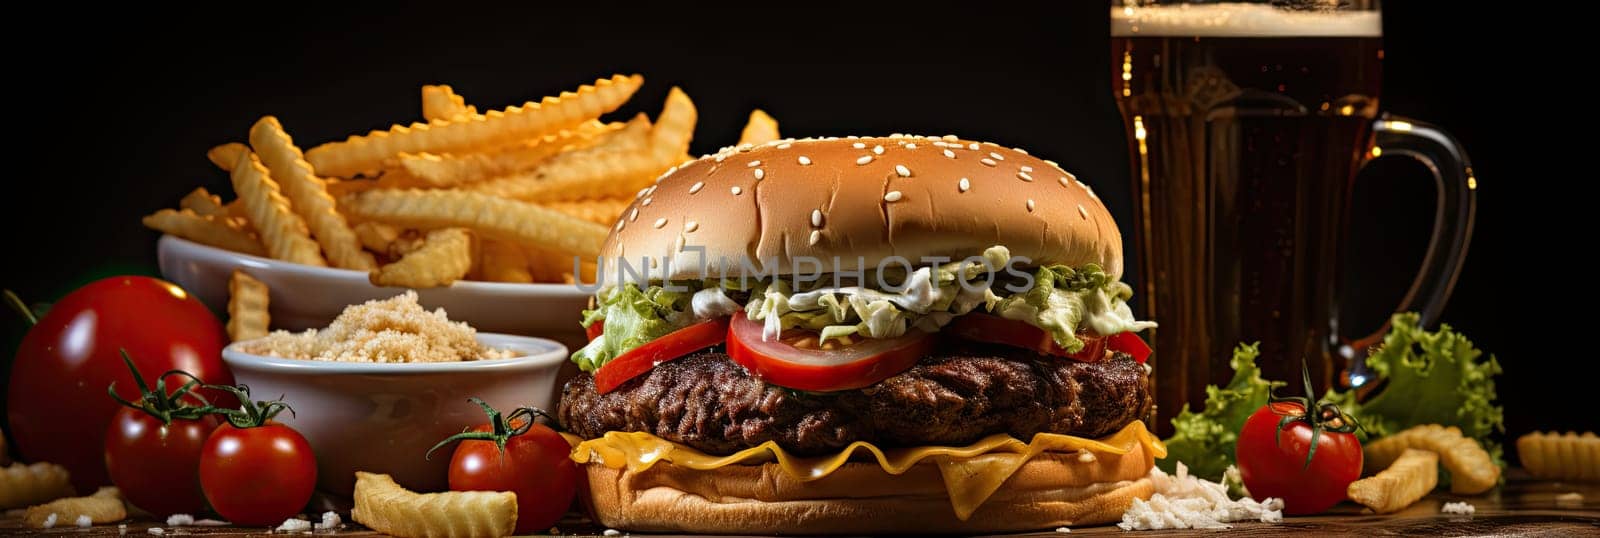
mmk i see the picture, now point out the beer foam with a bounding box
[1111,3,1381,38]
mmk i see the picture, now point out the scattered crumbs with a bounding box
[1441,501,1476,516]
[42,513,57,528]
[604,530,623,536]
[1118,462,1284,530]
[275,517,312,533]
[244,292,510,363]
[148,529,164,536]
[316,511,343,531]
[76,515,92,528]
[166,514,195,527]
[1055,527,1071,533]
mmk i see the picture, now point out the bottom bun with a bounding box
[580,442,1154,534]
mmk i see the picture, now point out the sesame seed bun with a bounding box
[578,441,1155,534]
[602,135,1122,280]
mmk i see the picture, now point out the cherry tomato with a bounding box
[1236,401,1363,515]
[199,422,316,525]
[105,408,218,516]
[8,276,234,492]
[594,317,728,394]
[431,399,578,533]
[947,313,1111,362]
[585,319,604,342]
[725,311,931,392]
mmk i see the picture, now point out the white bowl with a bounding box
[222,333,568,496]
[157,234,592,349]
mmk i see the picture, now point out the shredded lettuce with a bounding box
[571,283,697,372]
[1158,343,1283,481]
[1321,313,1505,468]
[990,265,1154,352]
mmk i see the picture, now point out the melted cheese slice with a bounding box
[566,420,1166,520]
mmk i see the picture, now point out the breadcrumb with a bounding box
[246,292,511,362]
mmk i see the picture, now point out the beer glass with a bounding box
[1110,1,1476,429]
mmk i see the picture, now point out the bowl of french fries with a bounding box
[148,74,722,347]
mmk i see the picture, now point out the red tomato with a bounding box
[1236,401,1363,515]
[947,313,1110,362]
[594,317,728,394]
[432,400,579,533]
[105,406,219,516]
[8,276,234,492]
[725,311,931,392]
[199,422,317,525]
[585,319,604,342]
[1107,331,1154,363]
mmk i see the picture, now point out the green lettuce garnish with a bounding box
[570,283,696,372]
[990,264,1151,352]
[1322,312,1504,466]
[1158,343,1283,481]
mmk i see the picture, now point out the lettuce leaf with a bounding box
[990,265,1153,352]
[1321,312,1504,466]
[1158,343,1284,481]
[570,283,695,372]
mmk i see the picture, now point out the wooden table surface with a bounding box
[4,470,1595,536]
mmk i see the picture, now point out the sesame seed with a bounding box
[753,169,765,180]
[1015,148,1029,155]
[641,198,652,206]
[809,230,822,245]
[968,142,980,150]
[873,145,885,155]
[943,135,959,141]
[1018,172,1033,182]
[738,143,754,152]
[689,181,705,194]
[653,218,668,229]
[798,156,812,165]
[1027,199,1036,212]
[1078,204,1089,219]
[629,208,639,221]
[615,220,624,231]
[852,142,866,149]
[980,158,997,167]
[906,143,918,149]
[884,191,903,202]
[856,155,873,165]
[1059,176,1072,188]
[747,160,761,168]
[731,186,743,195]
[943,149,956,158]
[684,221,699,232]
[714,154,726,163]
[989,152,1005,161]
[1046,159,1061,168]
[959,177,970,192]
[636,187,650,199]
[811,209,824,227]
[1020,165,1034,172]
[895,165,911,177]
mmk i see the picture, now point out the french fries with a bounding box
[207,142,248,172]
[142,208,265,256]
[153,74,705,287]
[738,109,780,146]
[179,187,228,217]
[421,84,477,121]
[343,189,608,258]
[478,239,534,283]
[1518,431,1600,482]
[1363,424,1500,494]
[370,228,474,288]
[24,486,125,528]
[1,462,74,510]
[231,152,327,266]
[227,270,271,341]
[250,116,376,270]
[306,74,643,177]
[1347,449,1438,514]
[351,472,516,538]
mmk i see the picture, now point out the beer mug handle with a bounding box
[1341,114,1478,383]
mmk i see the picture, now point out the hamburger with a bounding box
[559,135,1163,533]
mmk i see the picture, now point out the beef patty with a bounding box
[558,341,1152,455]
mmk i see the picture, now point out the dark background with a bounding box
[0,3,1580,458]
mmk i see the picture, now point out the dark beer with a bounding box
[1111,4,1384,430]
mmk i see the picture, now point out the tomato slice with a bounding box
[585,319,604,342]
[725,311,931,392]
[594,317,728,394]
[948,313,1150,364]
